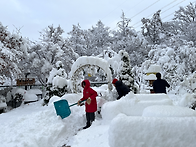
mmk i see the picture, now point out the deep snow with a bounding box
[0,86,196,147]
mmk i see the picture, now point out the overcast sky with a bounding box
[0,0,194,41]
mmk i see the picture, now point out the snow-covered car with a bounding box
[0,95,7,113]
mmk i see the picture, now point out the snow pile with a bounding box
[0,91,196,147]
[101,93,173,120]
[109,114,196,147]
[53,76,67,88]
[178,93,196,107]
[24,93,38,102]
[142,105,196,117]
[0,94,86,147]
[23,89,42,102]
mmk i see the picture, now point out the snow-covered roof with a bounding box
[144,74,157,80]
[146,64,161,73]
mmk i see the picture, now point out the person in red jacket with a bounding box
[77,79,98,129]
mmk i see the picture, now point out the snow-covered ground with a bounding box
[0,86,196,147]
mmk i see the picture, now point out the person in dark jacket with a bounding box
[153,73,170,94]
[112,78,131,100]
[77,79,98,129]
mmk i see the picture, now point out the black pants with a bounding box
[86,112,95,126]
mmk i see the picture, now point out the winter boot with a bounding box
[83,122,91,129]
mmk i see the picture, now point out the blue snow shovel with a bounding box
[54,99,86,119]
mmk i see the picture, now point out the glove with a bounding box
[86,98,91,105]
[77,100,82,106]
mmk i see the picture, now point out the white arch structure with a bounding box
[69,56,112,93]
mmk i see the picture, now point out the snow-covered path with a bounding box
[0,93,196,147]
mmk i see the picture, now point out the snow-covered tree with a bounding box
[44,61,69,104]
[67,24,86,56]
[0,22,29,84]
[118,50,137,93]
[28,25,78,85]
[111,11,134,52]
[136,42,196,94]
[174,2,196,23]
[141,10,163,45]
[88,20,111,56]
[172,3,196,45]
[111,12,149,66]
[179,71,196,94]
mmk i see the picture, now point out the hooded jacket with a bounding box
[80,79,98,112]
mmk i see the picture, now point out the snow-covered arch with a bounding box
[69,56,113,93]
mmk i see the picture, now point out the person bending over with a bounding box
[112,78,130,100]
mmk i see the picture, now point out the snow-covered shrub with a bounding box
[136,43,196,94]
[44,62,70,104]
[6,88,25,108]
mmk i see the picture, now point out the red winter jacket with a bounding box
[80,79,97,112]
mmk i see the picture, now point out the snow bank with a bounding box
[0,97,86,147]
[135,93,170,101]
[178,93,196,107]
[24,93,38,102]
[0,102,6,109]
[101,93,173,120]
[27,89,42,95]
[109,114,196,147]
[142,105,196,117]
[23,89,43,102]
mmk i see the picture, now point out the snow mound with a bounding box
[101,93,173,120]
[24,93,38,102]
[142,105,196,117]
[109,114,196,147]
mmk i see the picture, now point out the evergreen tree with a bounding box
[111,12,149,66]
[67,24,86,56]
[88,20,111,56]
[141,10,163,45]
[118,50,137,93]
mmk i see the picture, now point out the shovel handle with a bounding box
[69,99,87,107]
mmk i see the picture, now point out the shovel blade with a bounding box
[54,99,71,119]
